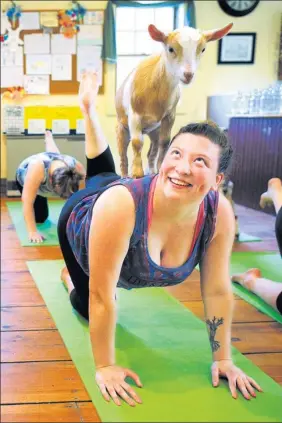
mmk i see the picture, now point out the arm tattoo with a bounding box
[206,316,224,352]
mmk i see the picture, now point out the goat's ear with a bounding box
[148,24,166,43]
[203,23,233,42]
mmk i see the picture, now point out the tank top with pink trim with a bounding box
[66,174,219,289]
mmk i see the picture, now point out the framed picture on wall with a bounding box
[218,32,256,64]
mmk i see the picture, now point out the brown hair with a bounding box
[169,120,233,174]
[51,167,83,198]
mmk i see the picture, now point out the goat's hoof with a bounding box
[132,168,144,179]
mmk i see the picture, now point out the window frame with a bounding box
[115,5,181,90]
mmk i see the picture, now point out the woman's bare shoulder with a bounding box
[26,158,45,178]
[93,184,136,229]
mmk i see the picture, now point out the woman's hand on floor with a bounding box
[28,231,45,243]
[211,360,263,400]
[79,71,100,114]
[95,365,143,406]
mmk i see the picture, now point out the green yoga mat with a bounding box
[230,252,282,324]
[236,233,262,243]
[27,260,282,422]
[7,200,64,246]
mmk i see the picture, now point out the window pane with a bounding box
[116,8,135,31]
[116,56,144,90]
[116,31,135,55]
[135,8,155,31]
[155,7,174,31]
[135,31,155,55]
[177,4,185,28]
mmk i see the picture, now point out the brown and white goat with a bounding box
[115,23,233,178]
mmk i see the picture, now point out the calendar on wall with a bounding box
[3,105,24,134]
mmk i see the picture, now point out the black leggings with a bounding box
[16,180,49,224]
[275,207,282,258]
[57,147,120,320]
[275,207,282,314]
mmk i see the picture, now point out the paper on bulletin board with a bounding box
[40,11,58,27]
[51,55,72,81]
[24,34,50,54]
[26,55,52,75]
[24,75,50,95]
[77,45,102,82]
[28,119,46,134]
[76,119,85,134]
[83,11,104,25]
[1,44,23,67]
[20,12,40,30]
[77,25,103,46]
[3,106,24,135]
[1,67,24,88]
[51,34,76,54]
[52,119,70,134]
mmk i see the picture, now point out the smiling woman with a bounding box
[57,71,263,407]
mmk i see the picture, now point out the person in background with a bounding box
[16,130,86,243]
[232,178,282,314]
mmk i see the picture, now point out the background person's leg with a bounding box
[232,269,282,313]
[33,195,49,224]
[16,178,49,224]
[275,207,282,257]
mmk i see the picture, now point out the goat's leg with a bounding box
[117,122,130,177]
[129,113,144,179]
[157,112,176,171]
[147,127,160,174]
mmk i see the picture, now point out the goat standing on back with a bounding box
[115,22,233,178]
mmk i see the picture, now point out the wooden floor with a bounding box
[1,198,282,422]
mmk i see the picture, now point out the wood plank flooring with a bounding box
[1,198,281,422]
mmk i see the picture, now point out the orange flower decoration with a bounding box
[3,86,26,100]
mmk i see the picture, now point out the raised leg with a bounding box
[157,112,175,171]
[116,122,130,177]
[147,127,160,174]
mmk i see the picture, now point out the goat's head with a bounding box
[148,23,233,85]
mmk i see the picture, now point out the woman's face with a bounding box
[158,133,223,202]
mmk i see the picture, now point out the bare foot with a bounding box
[60,266,74,294]
[45,130,54,141]
[231,268,262,291]
[260,178,282,209]
[259,192,273,209]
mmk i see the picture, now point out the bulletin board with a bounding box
[1,9,104,95]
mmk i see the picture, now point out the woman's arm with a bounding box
[88,186,134,367]
[200,194,235,361]
[44,130,60,154]
[200,193,262,399]
[78,71,108,159]
[21,160,45,242]
[88,185,143,406]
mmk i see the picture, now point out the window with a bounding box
[116,5,184,90]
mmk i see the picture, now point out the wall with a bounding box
[175,0,282,127]
[1,0,281,178]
